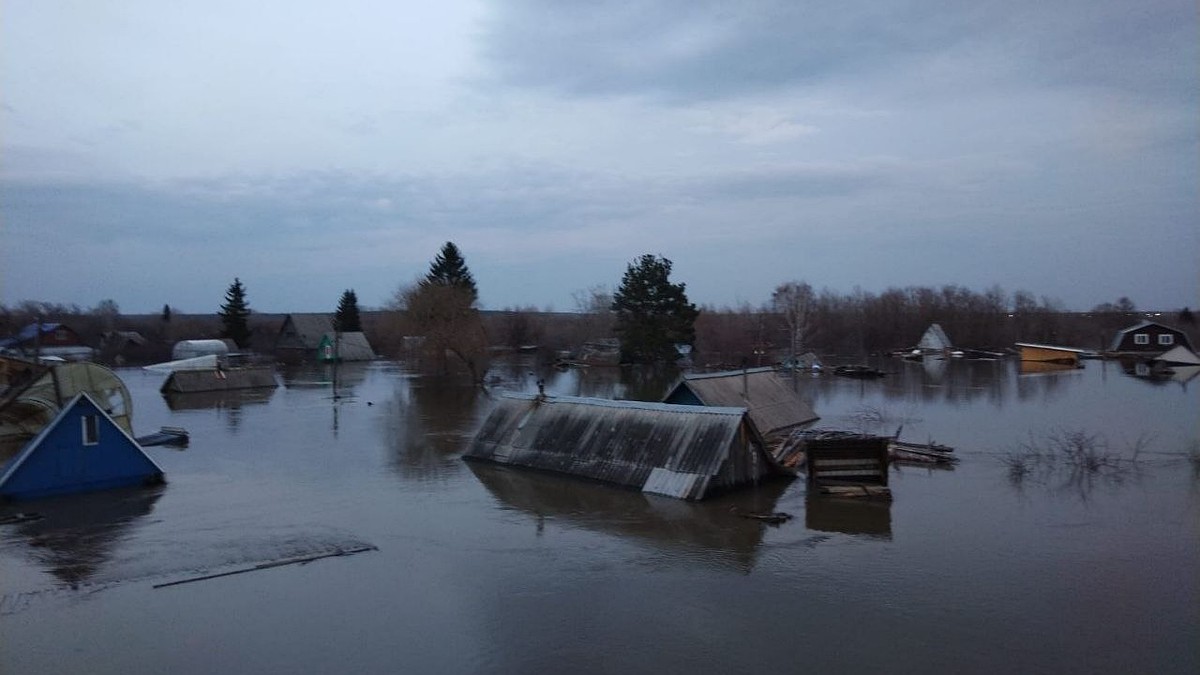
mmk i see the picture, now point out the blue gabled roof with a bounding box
[0,393,165,501]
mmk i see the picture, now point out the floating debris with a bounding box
[153,545,378,589]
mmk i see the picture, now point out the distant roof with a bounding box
[1108,320,1191,351]
[1014,342,1090,354]
[318,331,375,361]
[917,323,952,351]
[664,367,819,436]
[8,323,65,344]
[277,314,335,349]
[1154,345,1200,366]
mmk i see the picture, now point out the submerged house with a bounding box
[316,332,376,362]
[662,367,818,440]
[275,314,334,362]
[464,393,778,500]
[916,323,953,354]
[1108,321,1193,356]
[0,393,164,501]
[1015,342,1089,366]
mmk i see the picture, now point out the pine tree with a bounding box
[611,254,698,363]
[334,289,362,332]
[421,242,478,304]
[219,278,251,348]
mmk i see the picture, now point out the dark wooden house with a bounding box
[1108,321,1193,355]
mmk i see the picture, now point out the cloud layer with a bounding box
[2,0,1196,312]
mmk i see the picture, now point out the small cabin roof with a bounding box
[664,367,819,437]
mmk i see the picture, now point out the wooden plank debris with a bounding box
[153,545,377,589]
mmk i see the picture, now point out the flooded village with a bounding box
[1,292,1197,674]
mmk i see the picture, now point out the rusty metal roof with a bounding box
[464,394,765,500]
[663,368,818,437]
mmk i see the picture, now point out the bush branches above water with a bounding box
[1001,429,1151,495]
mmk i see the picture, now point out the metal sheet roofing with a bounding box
[663,368,818,438]
[465,393,771,500]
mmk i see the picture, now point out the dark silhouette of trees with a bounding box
[219,278,251,348]
[334,289,362,332]
[422,242,477,303]
[611,254,698,363]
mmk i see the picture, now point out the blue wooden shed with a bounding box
[0,393,165,501]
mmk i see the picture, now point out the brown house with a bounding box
[1108,321,1193,355]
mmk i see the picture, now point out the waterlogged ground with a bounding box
[1,357,1197,674]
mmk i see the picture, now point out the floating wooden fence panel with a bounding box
[805,436,890,487]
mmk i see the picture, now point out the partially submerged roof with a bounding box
[1,393,164,501]
[1154,345,1200,366]
[917,323,952,351]
[1014,342,1090,354]
[464,393,774,500]
[662,367,818,437]
[317,332,376,361]
[276,314,336,350]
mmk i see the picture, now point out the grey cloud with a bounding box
[479,0,1195,102]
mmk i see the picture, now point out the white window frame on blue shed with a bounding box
[82,415,100,446]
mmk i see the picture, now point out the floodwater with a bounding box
[1,357,1197,674]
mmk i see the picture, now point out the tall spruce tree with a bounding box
[421,242,478,304]
[611,254,698,363]
[219,278,251,348]
[334,289,362,332]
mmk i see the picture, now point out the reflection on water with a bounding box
[804,494,892,539]
[467,462,792,572]
[1,486,163,588]
[1,358,1197,674]
[382,375,489,481]
[163,387,277,411]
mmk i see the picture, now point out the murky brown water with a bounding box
[2,357,1197,674]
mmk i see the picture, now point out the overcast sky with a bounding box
[2,0,1197,314]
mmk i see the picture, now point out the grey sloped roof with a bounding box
[465,394,763,500]
[917,323,952,351]
[664,367,818,437]
[276,314,335,350]
[320,332,375,361]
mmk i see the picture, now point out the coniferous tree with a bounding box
[219,278,251,348]
[396,244,488,381]
[334,289,362,332]
[611,254,698,363]
[421,242,478,304]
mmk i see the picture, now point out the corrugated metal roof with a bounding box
[465,393,770,500]
[663,368,819,437]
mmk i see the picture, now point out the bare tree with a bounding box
[772,281,815,365]
[393,282,490,383]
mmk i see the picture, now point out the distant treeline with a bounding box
[2,286,1195,370]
